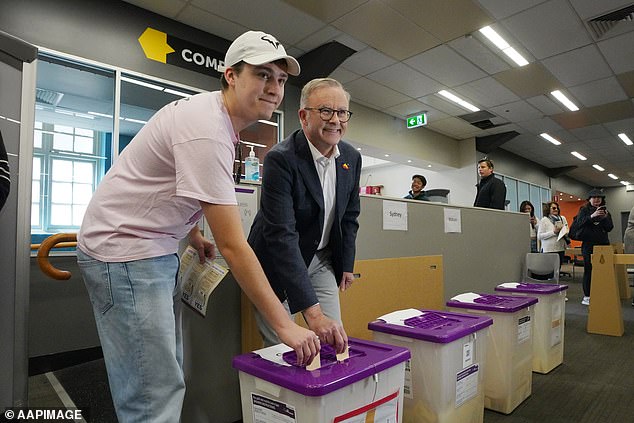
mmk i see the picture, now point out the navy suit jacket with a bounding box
[248,129,361,314]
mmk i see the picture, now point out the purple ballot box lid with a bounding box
[446,293,538,313]
[368,310,493,343]
[232,337,410,397]
[495,282,568,294]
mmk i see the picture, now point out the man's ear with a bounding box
[224,68,237,87]
[298,108,308,126]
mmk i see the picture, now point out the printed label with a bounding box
[456,364,479,407]
[517,315,532,344]
[403,359,413,399]
[550,302,562,347]
[463,340,474,368]
[251,393,296,423]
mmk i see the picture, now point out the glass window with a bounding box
[32,54,115,235]
[118,75,198,153]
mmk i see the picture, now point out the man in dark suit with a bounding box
[473,158,506,210]
[248,78,361,352]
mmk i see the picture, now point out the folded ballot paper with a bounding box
[450,292,482,303]
[179,245,229,316]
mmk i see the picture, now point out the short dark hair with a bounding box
[478,158,494,169]
[220,61,246,91]
[412,174,426,186]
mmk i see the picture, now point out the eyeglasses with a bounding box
[304,107,353,123]
[550,206,559,210]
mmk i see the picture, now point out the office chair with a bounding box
[524,253,560,284]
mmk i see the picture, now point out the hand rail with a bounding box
[36,233,78,280]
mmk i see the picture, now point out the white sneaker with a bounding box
[581,296,590,306]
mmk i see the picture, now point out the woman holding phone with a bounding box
[573,189,613,305]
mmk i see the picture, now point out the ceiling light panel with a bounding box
[540,132,562,145]
[478,26,529,67]
[570,151,587,160]
[618,133,633,145]
[608,173,619,180]
[437,90,480,112]
[592,164,604,171]
[550,90,579,111]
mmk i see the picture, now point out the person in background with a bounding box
[538,201,569,268]
[624,206,634,306]
[248,78,361,352]
[0,131,9,211]
[520,200,539,253]
[404,174,430,201]
[76,31,321,422]
[474,158,506,210]
[574,189,613,306]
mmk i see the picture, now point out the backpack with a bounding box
[568,215,585,241]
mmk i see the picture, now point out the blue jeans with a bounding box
[77,249,184,423]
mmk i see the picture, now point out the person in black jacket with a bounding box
[575,189,613,305]
[0,131,10,211]
[474,158,506,210]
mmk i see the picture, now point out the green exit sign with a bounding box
[406,113,427,129]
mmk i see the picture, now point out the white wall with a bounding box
[361,162,478,206]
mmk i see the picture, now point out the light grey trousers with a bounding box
[254,248,342,347]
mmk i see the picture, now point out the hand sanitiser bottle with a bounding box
[244,146,259,181]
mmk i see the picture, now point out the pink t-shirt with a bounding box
[78,91,238,262]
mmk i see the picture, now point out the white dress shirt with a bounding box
[306,138,340,250]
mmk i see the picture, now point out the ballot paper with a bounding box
[180,245,229,316]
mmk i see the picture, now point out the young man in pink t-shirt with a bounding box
[77,31,320,422]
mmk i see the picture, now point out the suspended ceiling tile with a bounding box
[366,63,444,98]
[569,124,612,140]
[427,116,481,139]
[476,0,546,20]
[418,93,473,116]
[502,0,592,60]
[344,77,411,108]
[192,0,324,44]
[281,0,367,23]
[176,5,247,40]
[604,116,634,134]
[457,77,521,108]
[526,95,565,115]
[569,77,628,108]
[551,109,601,129]
[598,31,634,74]
[568,0,634,20]
[490,100,542,122]
[404,44,487,86]
[332,0,440,60]
[333,33,368,52]
[386,99,439,119]
[493,62,561,98]
[541,45,614,87]
[340,48,397,75]
[617,70,634,97]
[519,117,563,134]
[589,100,634,124]
[329,67,362,84]
[294,25,343,51]
[388,0,493,42]
[448,35,511,75]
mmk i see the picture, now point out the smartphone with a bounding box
[597,206,606,211]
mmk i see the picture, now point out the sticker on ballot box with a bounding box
[334,391,399,423]
[517,315,532,344]
[456,364,479,407]
[251,393,296,423]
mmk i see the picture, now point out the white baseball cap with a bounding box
[219,31,300,76]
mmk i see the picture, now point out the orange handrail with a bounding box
[36,233,78,280]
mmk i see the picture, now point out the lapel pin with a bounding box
[342,163,349,170]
